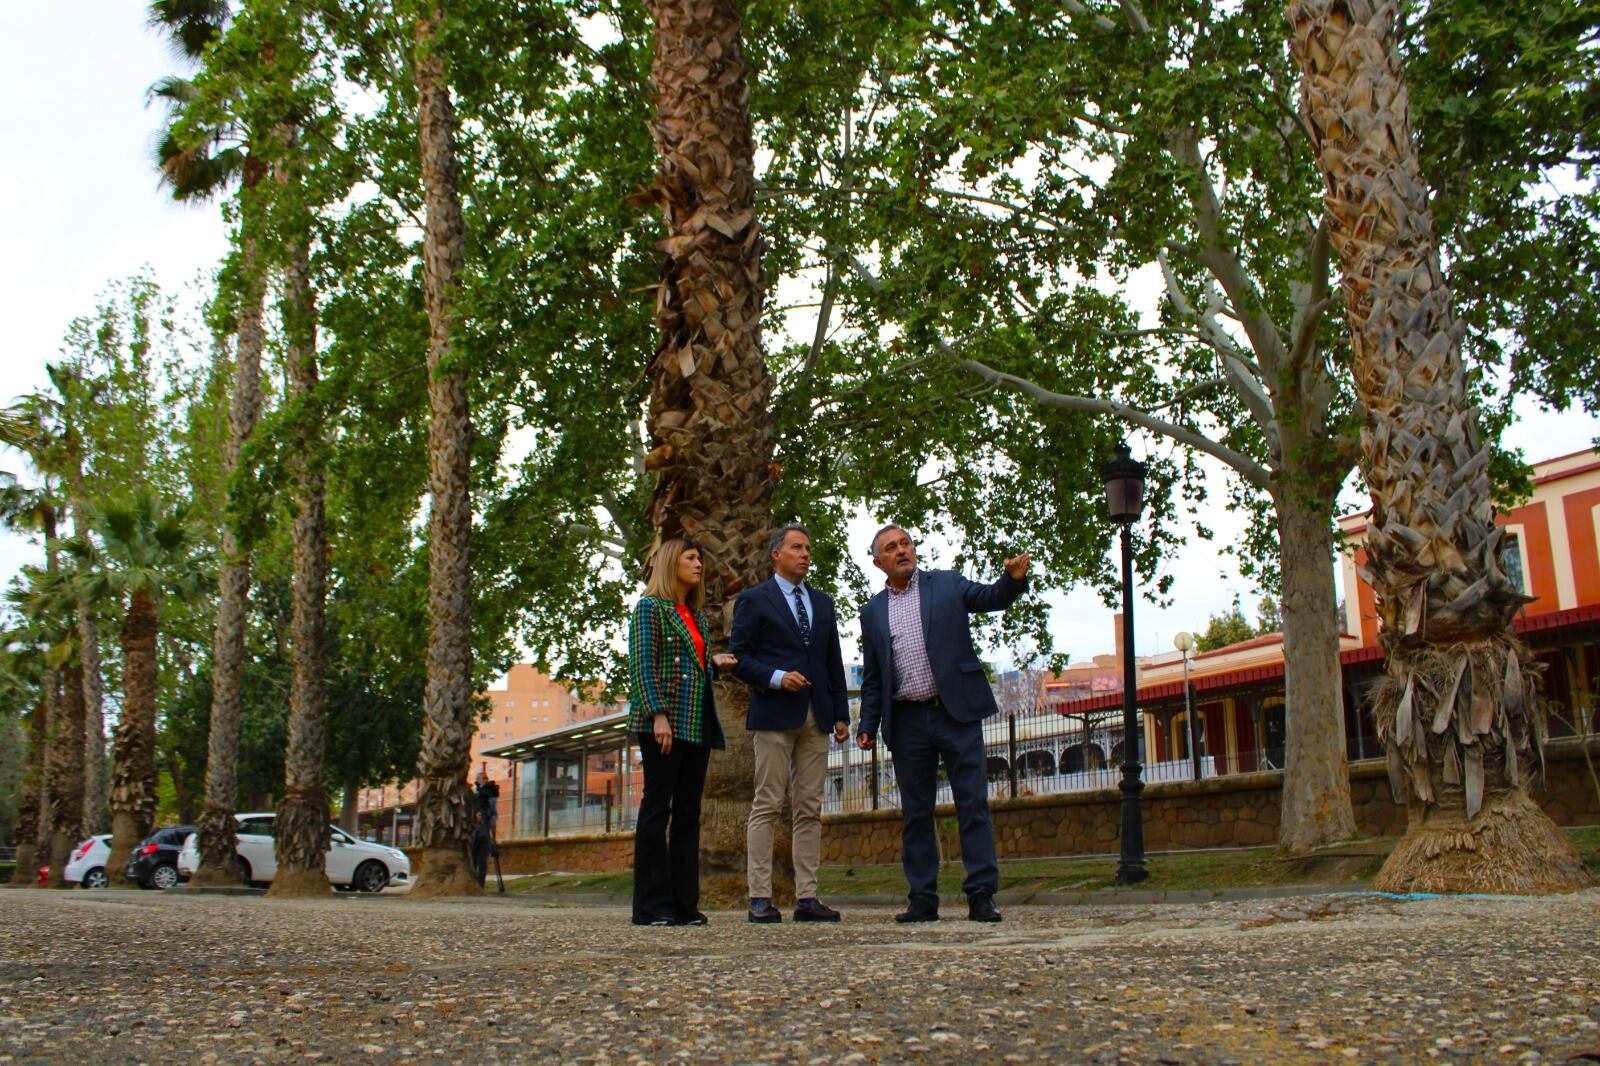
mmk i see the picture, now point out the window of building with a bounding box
[1500,532,1526,593]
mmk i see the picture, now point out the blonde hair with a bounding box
[645,538,705,609]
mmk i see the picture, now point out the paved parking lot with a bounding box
[1,887,1597,1064]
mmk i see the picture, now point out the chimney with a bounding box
[1112,612,1124,674]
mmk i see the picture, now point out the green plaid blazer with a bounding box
[627,596,727,749]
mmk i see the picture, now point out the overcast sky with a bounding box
[3,2,1597,674]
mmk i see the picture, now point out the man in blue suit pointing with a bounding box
[857,524,1030,924]
[730,525,851,924]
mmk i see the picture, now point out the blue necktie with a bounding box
[792,586,812,646]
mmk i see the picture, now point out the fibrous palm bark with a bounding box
[193,229,266,887]
[269,152,331,898]
[636,0,778,901]
[1287,0,1592,892]
[65,479,108,837]
[108,587,160,885]
[46,663,87,888]
[408,9,479,898]
[10,700,46,885]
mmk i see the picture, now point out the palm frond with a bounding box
[154,129,246,202]
[147,0,229,61]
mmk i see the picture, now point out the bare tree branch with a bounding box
[1061,0,1118,33]
[1168,128,1290,380]
[958,357,1276,491]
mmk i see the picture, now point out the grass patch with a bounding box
[819,837,1395,898]
[1568,824,1600,873]
[502,826,1600,900]
[506,869,634,896]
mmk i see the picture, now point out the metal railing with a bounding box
[822,705,1225,815]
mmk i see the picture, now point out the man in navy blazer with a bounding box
[856,524,1030,924]
[729,525,851,923]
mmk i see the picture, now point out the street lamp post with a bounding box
[1102,442,1149,886]
[1173,630,1199,781]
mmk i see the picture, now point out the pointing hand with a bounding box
[1004,552,1031,580]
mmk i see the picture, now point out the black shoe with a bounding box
[967,892,1002,923]
[895,899,939,923]
[793,898,841,922]
[748,898,782,923]
[676,912,709,926]
[631,915,675,926]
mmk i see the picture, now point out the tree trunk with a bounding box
[76,607,107,836]
[193,232,267,888]
[339,778,359,833]
[10,700,46,885]
[1287,0,1591,891]
[269,143,332,899]
[1275,472,1359,851]
[108,588,160,885]
[408,10,479,898]
[641,0,778,903]
[46,664,88,887]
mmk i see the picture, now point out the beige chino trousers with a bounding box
[746,723,832,900]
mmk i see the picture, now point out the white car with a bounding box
[64,834,112,888]
[177,813,410,892]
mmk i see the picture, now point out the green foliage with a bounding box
[1193,595,1281,652]
[1404,0,1600,419]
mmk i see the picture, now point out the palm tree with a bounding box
[73,492,211,884]
[1286,0,1592,892]
[1,617,51,885]
[13,566,88,888]
[147,0,268,888]
[268,134,332,897]
[40,365,111,837]
[45,662,87,888]
[635,0,778,897]
[407,8,480,898]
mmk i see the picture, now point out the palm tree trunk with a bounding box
[641,0,778,902]
[46,663,88,887]
[108,588,161,885]
[193,232,267,888]
[409,9,479,898]
[1287,0,1591,892]
[76,602,106,836]
[10,699,46,885]
[270,167,332,898]
[63,437,108,837]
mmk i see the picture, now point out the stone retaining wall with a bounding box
[414,737,1598,873]
[404,832,633,875]
[823,735,1599,866]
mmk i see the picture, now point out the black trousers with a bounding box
[891,699,998,906]
[632,734,711,922]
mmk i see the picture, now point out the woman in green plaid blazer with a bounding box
[628,538,734,926]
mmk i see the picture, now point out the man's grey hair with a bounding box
[768,524,811,556]
[868,524,908,558]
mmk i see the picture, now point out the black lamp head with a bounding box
[1100,442,1147,524]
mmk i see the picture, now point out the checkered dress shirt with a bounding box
[887,569,938,701]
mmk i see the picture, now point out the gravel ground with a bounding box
[1,887,1597,1065]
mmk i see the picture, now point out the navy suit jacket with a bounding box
[858,568,1028,747]
[729,578,850,733]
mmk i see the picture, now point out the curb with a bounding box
[495,882,1375,909]
[165,884,268,897]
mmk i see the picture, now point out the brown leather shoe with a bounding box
[748,898,782,923]
[793,898,841,922]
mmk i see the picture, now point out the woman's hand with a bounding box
[652,712,673,754]
[711,652,737,671]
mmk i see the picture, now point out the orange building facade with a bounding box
[1047,448,1600,778]
[355,665,619,845]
